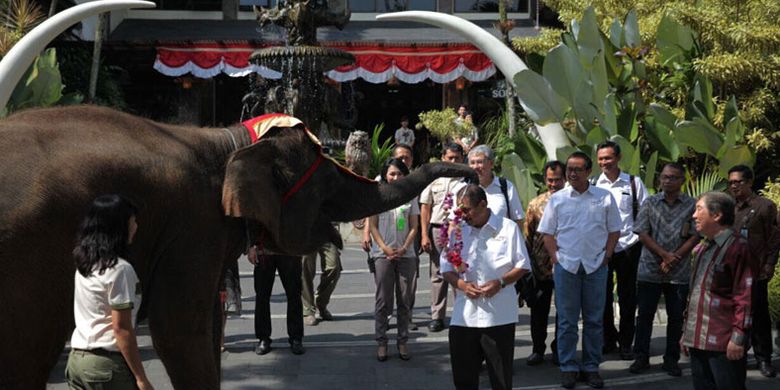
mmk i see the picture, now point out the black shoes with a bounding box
[398,344,411,361]
[377,345,388,362]
[409,318,418,331]
[561,372,577,389]
[582,371,604,389]
[629,357,650,374]
[602,342,617,355]
[317,307,334,321]
[619,345,634,360]
[758,360,777,378]
[255,339,272,355]
[428,319,445,332]
[290,339,305,355]
[526,352,544,366]
[552,351,560,366]
[661,360,682,377]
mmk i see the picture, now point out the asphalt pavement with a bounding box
[47,224,779,389]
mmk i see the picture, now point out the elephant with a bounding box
[0,105,476,388]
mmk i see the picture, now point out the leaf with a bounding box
[609,134,635,173]
[617,101,637,141]
[555,145,579,165]
[644,117,680,161]
[501,153,538,210]
[543,44,586,106]
[675,119,723,156]
[514,129,548,173]
[649,103,678,129]
[723,96,744,139]
[644,151,659,192]
[656,15,695,66]
[513,69,569,124]
[577,6,604,64]
[691,75,714,121]
[586,126,609,147]
[718,146,755,178]
[609,17,623,48]
[602,94,618,136]
[624,10,641,48]
[589,46,609,109]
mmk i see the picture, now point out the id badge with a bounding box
[740,228,748,239]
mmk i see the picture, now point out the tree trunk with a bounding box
[48,0,58,17]
[88,12,106,102]
[498,0,517,137]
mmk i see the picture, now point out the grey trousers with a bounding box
[301,242,342,316]
[429,226,449,320]
[374,256,417,345]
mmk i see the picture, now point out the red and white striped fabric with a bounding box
[154,42,496,84]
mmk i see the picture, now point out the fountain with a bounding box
[243,0,355,139]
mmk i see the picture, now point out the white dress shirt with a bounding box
[594,171,648,251]
[537,185,622,274]
[453,176,525,222]
[441,212,531,328]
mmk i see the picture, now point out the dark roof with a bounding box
[109,19,539,44]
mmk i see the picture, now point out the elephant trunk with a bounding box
[375,11,570,159]
[0,1,156,110]
[328,162,476,222]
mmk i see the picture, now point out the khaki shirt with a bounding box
[419,177,463,225]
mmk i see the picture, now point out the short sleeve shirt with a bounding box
[633,192,696,284]
[371,197,420,258]
[441,212,531,328]
[394,127,415,147]
[594,172,648,251]
[70,258,141,351]
[537,185,622,274]
[420,177,463,224]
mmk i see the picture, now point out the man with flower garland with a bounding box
[441,184,531,390]
[538,151,621,389]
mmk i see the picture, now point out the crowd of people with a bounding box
[64,126,779,390]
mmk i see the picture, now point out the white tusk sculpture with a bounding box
[0,0,156,110]
[377,11,570,159]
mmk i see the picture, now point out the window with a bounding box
[454,0,528,13]
[351,0,436,13]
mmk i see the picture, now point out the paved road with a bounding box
[48,230,779,389]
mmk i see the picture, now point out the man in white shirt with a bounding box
[420,142,466,333]
[464,145,525,225]
[394,116,415,148]
[442,184,531,390]
[538,151,621,389]
[593,141,648,359]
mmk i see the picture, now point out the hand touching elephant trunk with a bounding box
[222,128,476,254]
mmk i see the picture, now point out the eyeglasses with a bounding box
[728,179,746,186]
[567,167,587,174]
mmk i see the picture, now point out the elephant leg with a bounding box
[0,242,73,389]
[147,250,224,389]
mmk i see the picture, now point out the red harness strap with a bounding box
[281,153,324,204]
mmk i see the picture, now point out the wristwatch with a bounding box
[499,278,507,289]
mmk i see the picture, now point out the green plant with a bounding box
[368,124,393,179]
[416,108,474,142]
[2,48,83,116]
[683,169,724,198]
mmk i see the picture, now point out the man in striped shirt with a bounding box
[682,191,757,390]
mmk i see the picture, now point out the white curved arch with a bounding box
[0,0,156,110]
[376,11,570,159]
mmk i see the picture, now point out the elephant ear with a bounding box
[222,140,280,231]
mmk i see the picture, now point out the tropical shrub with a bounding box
[368,124,393,179]
[416,108,475,142]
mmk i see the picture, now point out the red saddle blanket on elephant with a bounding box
[241,114,375,190]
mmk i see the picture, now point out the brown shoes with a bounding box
[398,344,411,361]
[377,345,388,362]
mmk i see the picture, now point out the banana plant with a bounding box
[2,47,82,116]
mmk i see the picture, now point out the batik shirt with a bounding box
[682,229,756,351]
[633,192,696,284]
[524,191,554,281]
[734,193,780,280]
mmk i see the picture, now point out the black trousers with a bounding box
[253,254,304,343]
[750,279,773,363]
[449,324,515,390]
[690,348,746,390]
[530,279,557,355]
[604,243,641,349]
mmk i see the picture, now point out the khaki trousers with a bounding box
[429,225,449,320]
[374,256,417,345]
[301,242,342,316]
[65,349,136,390]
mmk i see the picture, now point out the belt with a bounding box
[73,348,123,356]
[430,223,443,228]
